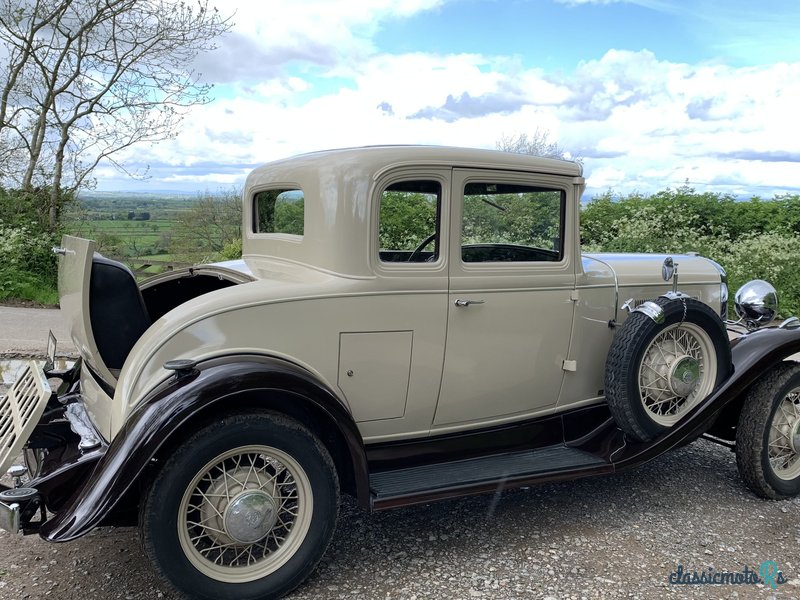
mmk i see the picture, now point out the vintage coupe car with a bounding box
[2,146,800,599]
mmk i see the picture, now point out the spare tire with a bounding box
[605,296,731,442]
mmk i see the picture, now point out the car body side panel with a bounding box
[113,279,448,443]
[40,356,369,542]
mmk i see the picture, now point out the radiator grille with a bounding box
[0,362,50,476]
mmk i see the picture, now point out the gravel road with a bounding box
[1,439,798,600]
[1,308,799,599]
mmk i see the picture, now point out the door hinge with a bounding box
[562,359,577,372]
[570,290,580,302]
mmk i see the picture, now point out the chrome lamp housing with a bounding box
[734,279,778,328]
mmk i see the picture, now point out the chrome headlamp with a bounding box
[706,259,728,319]
[734,279,778,328]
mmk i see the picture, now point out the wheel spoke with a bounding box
[177,443,314,578]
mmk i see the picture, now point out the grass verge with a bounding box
[0,268,59,307]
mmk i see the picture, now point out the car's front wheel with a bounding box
[140,412,339,600]
[736,362,800,499]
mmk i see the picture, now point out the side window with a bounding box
[462,182,564,263]
[254,189,304,234]
[378,180,441,263]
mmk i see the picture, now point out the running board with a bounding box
[370,445,611,509]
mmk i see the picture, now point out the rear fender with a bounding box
[39,355,368,542]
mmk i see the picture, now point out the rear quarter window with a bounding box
[253,189,304,235]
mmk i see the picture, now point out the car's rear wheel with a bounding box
[605,297,731,442]
[736,362,800,499]
[140,412,339,600]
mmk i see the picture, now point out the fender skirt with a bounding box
[611,325,800,468]
[39,355,369,542]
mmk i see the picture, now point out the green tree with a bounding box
[169,190,241,263]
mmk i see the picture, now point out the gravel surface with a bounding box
[1,437,799,600]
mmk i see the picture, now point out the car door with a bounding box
[432,168,577,429]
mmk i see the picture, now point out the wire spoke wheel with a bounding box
[767,386,800,481]
[605,297,730,442]
[637,322,717,426]
[736,363,800,500]
[178,445,313,583]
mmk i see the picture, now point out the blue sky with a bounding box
[95,0,800,198]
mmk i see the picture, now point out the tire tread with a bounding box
[736,362,800,500]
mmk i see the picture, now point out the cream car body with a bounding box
[4,146,798,600]
[64,147,726,444]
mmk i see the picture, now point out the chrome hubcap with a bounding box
[791,419,800,455]
[669,356,700,397]
[638,322,716,426]
[224,491,278,544]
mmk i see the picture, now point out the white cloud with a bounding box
[194,0,446,83]
[101,45,800,198]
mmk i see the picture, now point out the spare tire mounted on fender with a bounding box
[605,296,731,443]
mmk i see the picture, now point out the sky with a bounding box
[93,0,800,199]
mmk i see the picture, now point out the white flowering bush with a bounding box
[582,194,800,318]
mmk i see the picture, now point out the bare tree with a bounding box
[497,128,581,163]
[0,0,232,229]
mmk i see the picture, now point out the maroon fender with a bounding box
[39,355,369,542]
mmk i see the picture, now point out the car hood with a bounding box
[583,252,723,288]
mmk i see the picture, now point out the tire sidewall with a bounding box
[758,370,800,497]
[142,414,338,600]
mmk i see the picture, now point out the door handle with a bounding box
[454,299,485,307]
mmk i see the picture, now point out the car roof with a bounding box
[246,145,583,187]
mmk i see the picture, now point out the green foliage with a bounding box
[275,199,304,234]
[0,186,74,232]
[0,219,59,305]
[220,238,242,260]
[463,188,561,251]
[379,191,437,250]
[0,267,58,305]
[169,190,242,263]
[581,188,800,317]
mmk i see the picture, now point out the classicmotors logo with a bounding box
[669,561,788,590]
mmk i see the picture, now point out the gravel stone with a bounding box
[0,435,798,599]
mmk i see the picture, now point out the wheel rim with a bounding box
[178,445,313,583]
[638,322,717,426]
[767,385,800,481]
